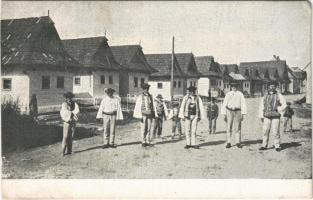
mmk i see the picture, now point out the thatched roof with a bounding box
[145,54,185,79]
[110,45,156,73]
[195,56,222,78]
[62,36,122,71]
[175,53,201,78]
[1,16,80,68]
[239,60,289,82]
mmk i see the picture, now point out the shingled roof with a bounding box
[195,56,222,78]
[62,36,122,71]
[290,67,307,80]
[220,64,239,75]
[110,45,156,73]
[175,53,201,78]
[145,54,185,79]
[1,16,79,68]
[239,60,289,82]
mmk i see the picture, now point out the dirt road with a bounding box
[2,96,311,179]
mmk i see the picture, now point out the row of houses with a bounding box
[1,16,307,113]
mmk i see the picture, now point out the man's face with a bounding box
[231,86,237,91]
[66,97,72,104]
[144,88,149,93]
[189,90,195,95]
[269,84,276,92]
[107,92,114,97]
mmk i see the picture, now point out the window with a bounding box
[74,77,81,86]
[109,75,113,84]
[57,76,64,89]
[100,75,105,84]
[2,78,12,90]
[157,82,163,89]
[42,76,50,89]
[141,78,145,87]
[134,77,138,88]
[178,81,181,88]
[174,81,177,88]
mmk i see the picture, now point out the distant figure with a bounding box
[179,86,205,149]
[168,101,182,140]
[133,83,155,147]
[207,97,219,134]
[60,92,80,156]
[152,94,168,139]
[283,102,294,132]
[221,82,247,149]
[259,81,286,152]
[29,94,38,121]
[96,88,123,148]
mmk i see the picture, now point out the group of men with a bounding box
[59,80,291,156]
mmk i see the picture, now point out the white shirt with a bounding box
[258,92,287,119]
[221,90,247,115]
[96,95,123,120]
[60,102,79,122]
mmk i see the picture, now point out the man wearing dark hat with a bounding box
[221,82,247,149]
[179,86,205,149]
[96,88,123,148]
[152,94,168,139]
[258,81,286,152]
[133,83,156,147]
[60,92,80,156]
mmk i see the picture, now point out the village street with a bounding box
[2,95,311,179]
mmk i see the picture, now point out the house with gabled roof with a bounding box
[195,56,223,97]
[220,64,251,95]
[1,16,82,113]
[288,67,307,94]
[110,45,156,97]
[145,54,185,100]
[62,36,123,98]
[239,60,290,95]
[175,53,201,93]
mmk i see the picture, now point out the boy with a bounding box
[207,97,219,134]
[283,102,294,132]
[168,101,182,140]
[152,94,168,139]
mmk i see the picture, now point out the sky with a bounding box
[2,1,311,68]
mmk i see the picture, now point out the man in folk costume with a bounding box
[168,101,182,140]
[96,88,123,148]
[60,92,80,156]
[152,94,168,139]
[221,82,247,149]
[133,83,156,147]
[258,81,286,152]
[179,86,205,149]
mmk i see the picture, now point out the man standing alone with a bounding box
[221,82,247,148]
[259,81,286,152]
[96,88,123,148]
[133,83,155,147]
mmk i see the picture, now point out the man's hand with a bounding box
[223,115,227,122]
[261,118,264,123]
[197,118,201,122]
[241,114,244,121]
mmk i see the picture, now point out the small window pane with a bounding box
[134,77,138,88]
[157,83,163,89]
[2,79,12,90]
[57,76,64,89]
[74,77,81,85]
[178,81,181,88]
[140,78,145,87]
[42,76,50,89]
[100,75,105,84]
[174,81,176,88]
[109,75,113,84]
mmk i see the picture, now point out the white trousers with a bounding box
[262,118,281,148]
[185,115,198,145]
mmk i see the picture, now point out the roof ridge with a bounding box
[1,16,50,21]
[62,36,107,41]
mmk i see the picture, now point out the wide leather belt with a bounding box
[226,106,241,111]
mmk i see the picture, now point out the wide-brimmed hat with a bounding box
[230,82,239,87]
[187,86,197,92]
[141,83,150,89]
[156,94,163,99]
[64,92,75,99]
[106,88,115,94]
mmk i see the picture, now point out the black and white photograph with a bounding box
[1,0,312,198]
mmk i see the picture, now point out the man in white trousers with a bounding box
[221,82,247,149]
[259,81,286,152]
